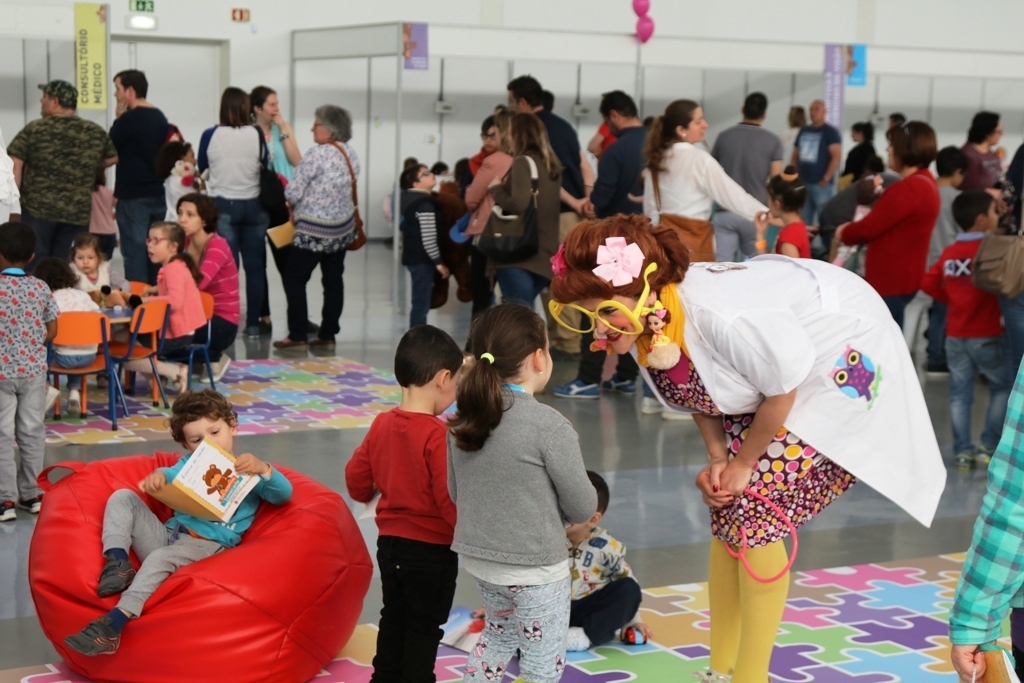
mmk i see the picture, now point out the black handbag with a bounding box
[255,126,287,218]
[477,155,540,264]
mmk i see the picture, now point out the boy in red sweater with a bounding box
[345,325,463,682]
[921,190,1014,471]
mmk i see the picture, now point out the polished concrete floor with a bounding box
[0,243,992,669]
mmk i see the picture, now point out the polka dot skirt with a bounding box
[649,360,856,549]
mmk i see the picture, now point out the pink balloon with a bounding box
[636,16,655,43]
[632,0,650,17]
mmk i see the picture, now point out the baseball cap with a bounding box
[38,80,78,109]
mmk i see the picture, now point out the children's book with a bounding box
[440,606,485,652]
[985,648,1022,683]
[149,438,260,523]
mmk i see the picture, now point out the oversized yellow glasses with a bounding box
[549,262,658,335]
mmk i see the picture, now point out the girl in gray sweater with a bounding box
[448,304,597,683]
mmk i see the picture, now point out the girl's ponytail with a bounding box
[451,304,548,452]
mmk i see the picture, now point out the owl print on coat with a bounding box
[829,345,881,409]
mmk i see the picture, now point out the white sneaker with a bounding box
[67,389,81,415]
[44,386,60,414]
[641,397,662,414]
[662,407,690,421]
[692,669,732,683]
[212,356,232,382]
[172,365,190,393]
[565,626,592,652]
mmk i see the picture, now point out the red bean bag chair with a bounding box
[30,453,373,683]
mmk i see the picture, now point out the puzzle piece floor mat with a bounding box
[44,358,399,446]
[0,553,1005,681]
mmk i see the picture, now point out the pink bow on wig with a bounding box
[592,237,645,286]
[654,309,667,319]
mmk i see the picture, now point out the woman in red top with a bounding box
[755,166,812,258]
[836,121,940,329]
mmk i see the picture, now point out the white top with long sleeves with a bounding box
[642,142,766,224]
[637,256,945,528]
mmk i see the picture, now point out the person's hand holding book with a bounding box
[139,471,166,494]
[233,453,271,477]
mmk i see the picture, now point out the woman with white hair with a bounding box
[273,105,360,349]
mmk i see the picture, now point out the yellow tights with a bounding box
[708,539,790,683]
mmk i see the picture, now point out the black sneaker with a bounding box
[17,494,42,514]
[97,558,136,597]
[0,501,14,522]
[65,616,120,656]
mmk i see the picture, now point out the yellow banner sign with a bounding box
[74,3,108,110]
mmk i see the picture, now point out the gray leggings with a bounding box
[101,489,221,617]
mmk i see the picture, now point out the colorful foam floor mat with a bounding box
[0,553,1005,681]
[44,358,399,446]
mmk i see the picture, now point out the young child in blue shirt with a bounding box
[565,471,652,651]
[65,389,293,656]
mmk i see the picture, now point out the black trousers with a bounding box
[577,330,640,385]
[260,235,291,319]
[569,577,642,646]
[283,246,346,342]
[469,245,493,319]
[372,536,458,683]
[191,315,238,362]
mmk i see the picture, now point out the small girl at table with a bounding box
[754,167,811,259]
[33,258,100,414]
[70,233,130,307]
[127,222,205,391]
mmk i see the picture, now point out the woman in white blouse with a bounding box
[643,100,767,262]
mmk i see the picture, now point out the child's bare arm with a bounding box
[44,319,57,342]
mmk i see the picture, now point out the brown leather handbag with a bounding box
[331,141,366,251]
[650,171,716,263]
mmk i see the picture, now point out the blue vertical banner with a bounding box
[824,44,845,129]
[402,22,428,70]
[847,44,867,87]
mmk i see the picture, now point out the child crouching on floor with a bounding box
[345,324,463,682]
[566,471,653,651]
[64,389,292,656]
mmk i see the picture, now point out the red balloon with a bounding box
[636,16,655,43]
[632,0,650,17]
[30,454,373,683]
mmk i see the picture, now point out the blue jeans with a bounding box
[51,351,95,390]
[802,183,835,227]
[117,196,167,284]
[214,197,270,330]
[407,264,435,328]
[946,335,1014,455]
[496,267,550,307]
[926,300,948,368]
[21,207,86,270]
[1000,291,1024,378]
[882,292,918,330]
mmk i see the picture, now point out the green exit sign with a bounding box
[129,0,154,11]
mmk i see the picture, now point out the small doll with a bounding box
[645,304,681,370]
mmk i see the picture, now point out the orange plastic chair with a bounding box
[108,301,171,408]
[183,292,218,391]
[48,312,128,428]
[127,280,149,296]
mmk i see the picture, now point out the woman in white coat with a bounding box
[643,100,767,263]
[548,214,945,683]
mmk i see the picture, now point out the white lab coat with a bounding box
[638,255,946,527]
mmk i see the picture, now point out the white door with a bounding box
[109,39,223,149]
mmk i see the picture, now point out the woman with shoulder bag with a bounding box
[198,87,270,338]
[485,112,562,306]
[273,105,363,349]
[643,100,768,263]
[463,111,513,320]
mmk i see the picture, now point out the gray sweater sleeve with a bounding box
[447,434,458,504]
[542,420,597,524]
